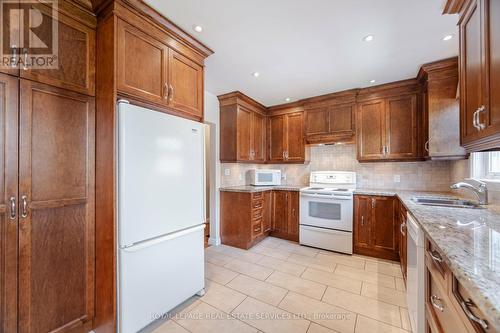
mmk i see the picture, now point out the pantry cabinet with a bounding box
[456,0,500,151]
[354,195,399,261]
[356,81,422,162]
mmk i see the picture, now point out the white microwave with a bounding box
[249,169,281,186]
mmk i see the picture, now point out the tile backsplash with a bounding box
[221,144,452,191]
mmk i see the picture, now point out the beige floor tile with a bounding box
[277,243,320,257]
[259,237,287,248]
[322,287,402,327]
[257,256,307,276]
[307,323,339,333]
[395,278,406,292]
[316,252,366,269]
[250,243,292,260]
[224,258,274,280]
[279,292,356,333]
[201,280,247,313]
[152,320,190,333]
[205,250,234,266]
[287,254,336,272]
[232,297,310,333]
[219,246,265,263]
[365,260,403,277]
[301,268,362,294]
[334,265,395,289]
[266,271,327,300]
[205,262,239,285]
[227,274,288,306]
[400,307,412,331]
[169,297,202,318]
[176,302,258,333]
[361,282,407,307]
[355,315,408,333]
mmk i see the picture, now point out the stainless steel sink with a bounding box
[411,196,484,209]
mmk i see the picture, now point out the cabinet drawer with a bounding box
[252,208,263,220]
[252,199,264,209]
[252,192,264,200]
[427,272,469,333]
[452,278,490,332]
[252,219,263,237]
[426,238,448,288]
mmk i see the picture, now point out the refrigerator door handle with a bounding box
[122,224,205,252]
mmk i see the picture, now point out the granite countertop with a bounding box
[355,188,500,330]
[219,185,305,192]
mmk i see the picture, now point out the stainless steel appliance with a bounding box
[249,169,282,186]
[299,171,356,254]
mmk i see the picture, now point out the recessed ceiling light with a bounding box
[285,97,291,102]
[363,35,374,42]
[252,72,260,77]
[193,25,203,33]
[369,79,376,84]
[442,34,453,41]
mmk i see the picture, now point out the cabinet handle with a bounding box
[425,140,429,152]
[11,46,17,68]
[371,198,375,209]
[21,195,28,218]
[169,84,174,102]
[473,109,479,130]
[22,49,28,70]
[9,197,16,220]
[477,105,486,130]
[459,299,488,330]
[400,223,406,236]
[361,216,365,226]
[428,250,443,263]
[163,83,169,99]
[430,295,444,312]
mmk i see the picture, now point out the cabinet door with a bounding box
[251,112,265,162]
[372,197,398,261]
[237,107,252,161]
[329,104,355,137]
[20,3,95,95]
[354,196,371,250]
[0,73,18,333]
[357,100,386,160]
[305,106,329,136]
[18,80,95,333]
[385,94,418,159]
[268,115,286,162]
[286,192,299,241]
[168,49,204,119]
[262,191,272,233]
[460,0,484,143]
[117,19,168,106]
[285,112,305,161]
[271,191,288,234]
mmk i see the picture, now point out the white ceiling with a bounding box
[145,0,459,106]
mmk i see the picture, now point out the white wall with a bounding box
[204,91,221,245]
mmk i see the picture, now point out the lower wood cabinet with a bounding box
[220,190,299,249]
[353,195,399,261]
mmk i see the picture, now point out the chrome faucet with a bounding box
[450,179,488,205]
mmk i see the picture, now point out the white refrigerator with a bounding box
[117,101,205,333]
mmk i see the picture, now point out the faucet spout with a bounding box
[450,180,488,205]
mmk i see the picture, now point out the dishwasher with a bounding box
[407,212,425,333]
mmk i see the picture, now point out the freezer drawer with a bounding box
[118,225,205,333]
[299,225,353,254]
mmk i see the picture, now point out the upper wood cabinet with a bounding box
[218,92,267,163]
[354,195,398,261]
[454,0,500,151]
[304,90,357,144]
[267,109,307,163]
[116,15,206,120]
[356,81,423,162]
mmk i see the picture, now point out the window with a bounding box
[471,152,500,180]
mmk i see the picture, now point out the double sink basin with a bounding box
[412,196,483,209]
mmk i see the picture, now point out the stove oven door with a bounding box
[299,192,353,231]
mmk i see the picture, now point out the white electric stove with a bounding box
[299,171,356,254]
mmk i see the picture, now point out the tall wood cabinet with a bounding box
[356,80,423,162]
[218,92,267,163]
[354,195,399,261]
[449,0,500,151]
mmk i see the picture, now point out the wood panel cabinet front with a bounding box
[354,195,399,261]
[236,107,252,161]
[268,113,306,163]
[268,115,286,162]
[117,19,169,106]
[357,100,386,160]
[251,112,266,162]
[18,80,95,333]
[386,95,418,159]
[271,191,299,242]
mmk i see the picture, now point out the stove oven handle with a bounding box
[300,193,352,200]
